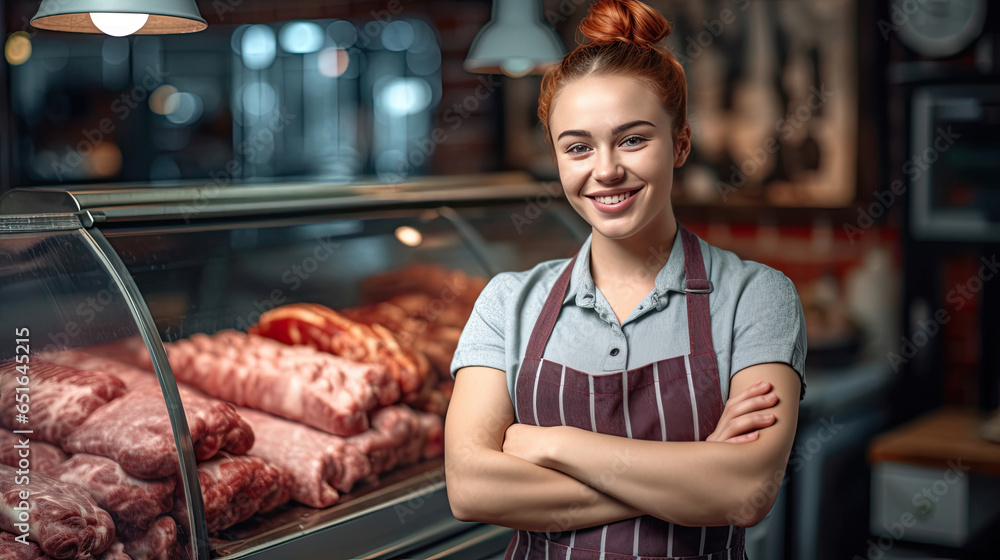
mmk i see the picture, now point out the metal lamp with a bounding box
[31,0,207,36]
[464,0,564,77]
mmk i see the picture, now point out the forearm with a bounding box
[446,443,642,532]
[532,365,802,527]
[539,431,783,527]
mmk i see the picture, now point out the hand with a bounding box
[503,423,557,467]
[706,380,779,443]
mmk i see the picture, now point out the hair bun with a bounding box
[579,0,672,47]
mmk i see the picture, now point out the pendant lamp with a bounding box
[463,0,564,77]
[31,0,207,36]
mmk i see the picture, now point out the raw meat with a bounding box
[249,304,428,397]
[118,516,181,560]
[358,265,487,321]
[0,360,126,447]
[43,351,256,464]
[1,530,50,560]
[0,429,67,474]
[96,542,130,560]
[161,331,394,436]
[171,453,287,533]
[63,383,253,479]
[238,408,371,508]
[348,405,444,478]
[48,454,175,531]
[0,464,115,560]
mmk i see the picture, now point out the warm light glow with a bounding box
[318,47,349,78]
[89,12,149,37]
[4,31,31,66]
[149,85,179,115]
[394,226,423,247]
[87,142,123,178]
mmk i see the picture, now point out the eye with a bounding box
[565,143,591,155]
[620,135,647,148]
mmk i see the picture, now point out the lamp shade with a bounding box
[31,0,207,34]
[464,0,564,77]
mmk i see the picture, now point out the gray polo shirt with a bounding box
[450,229,807,405]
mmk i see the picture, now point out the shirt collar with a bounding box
[562,229,689,308]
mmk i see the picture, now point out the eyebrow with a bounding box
[555,120,656,141]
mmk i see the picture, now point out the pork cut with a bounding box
[171,453,288,533]
[0,429,67,475]
[47,454,175,531]
[0,464,115,560]
[238,408,371,508]
[96,541,130,560]
[348,405,444,478]
[249,304,428,397]
[160,331,395,436]
[0,360,126,447]
[118,516,181,560]
[1,530,51,560]
[63,382,253,479]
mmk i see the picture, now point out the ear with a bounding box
[673,124,692,168]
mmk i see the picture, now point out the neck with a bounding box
[589,207,678,292]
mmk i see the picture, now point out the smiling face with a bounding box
[549,73,690,242]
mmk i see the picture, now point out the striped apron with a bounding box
[506,226,746,560]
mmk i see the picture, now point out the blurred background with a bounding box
[2,0,1000,559]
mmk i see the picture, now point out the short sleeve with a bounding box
[730,268,808,399]
[449,272,515,378]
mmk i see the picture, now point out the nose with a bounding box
[594,149,624,183]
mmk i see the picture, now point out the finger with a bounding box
[724,430,759,444]
[714,413,776,442]
[732,381,772,403]
[722,392,779,420]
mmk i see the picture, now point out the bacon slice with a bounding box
[0,360,126,447]
[238,408,371,508]
[249,303,428,397]
[0,464,115,560]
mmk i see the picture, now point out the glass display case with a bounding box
[0,173,586,560]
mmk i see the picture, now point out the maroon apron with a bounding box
[506,227,746,560]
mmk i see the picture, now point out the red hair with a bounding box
[538,0,688,143]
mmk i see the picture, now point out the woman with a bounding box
[445,1,806,558]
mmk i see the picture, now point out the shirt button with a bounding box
[610,348,620,356]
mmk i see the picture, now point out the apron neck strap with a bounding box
[524,223,714,361]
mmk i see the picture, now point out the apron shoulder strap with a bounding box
[524,254,577,361]
[680,226,715,356]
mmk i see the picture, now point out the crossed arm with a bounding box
[444,362,801,530]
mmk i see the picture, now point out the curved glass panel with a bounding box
[0,227,195,559]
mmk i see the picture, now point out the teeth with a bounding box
[595,191,631,205]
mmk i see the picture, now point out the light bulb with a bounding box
[89,12,149,37]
